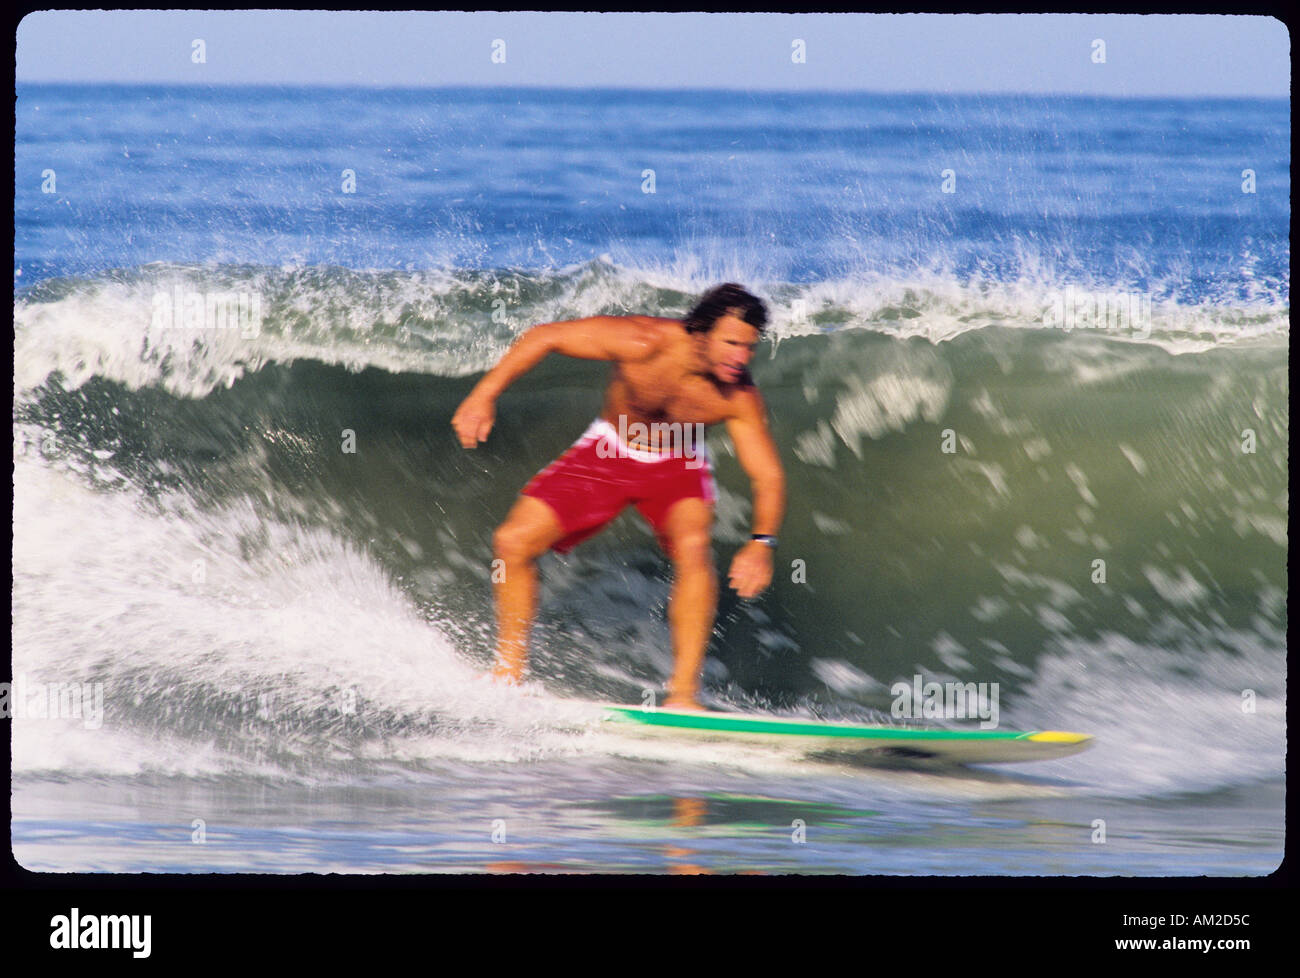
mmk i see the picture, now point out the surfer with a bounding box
[451,283,786,710]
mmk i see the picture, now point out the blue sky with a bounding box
[16,11,1289,97]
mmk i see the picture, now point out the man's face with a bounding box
[703,315,761,384]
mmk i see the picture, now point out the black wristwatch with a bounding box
[750,534,778,548]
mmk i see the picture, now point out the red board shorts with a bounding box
[521,418,717,555]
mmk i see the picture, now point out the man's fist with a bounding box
[728,540,774,599]
[451,393,495,448]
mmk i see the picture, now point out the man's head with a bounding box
[683,283,767,385]
[684,283,768,336]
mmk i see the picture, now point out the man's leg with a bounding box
[491,495,567,683]
[659,497,717,710]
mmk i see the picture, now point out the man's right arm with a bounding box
[451,316,660,448]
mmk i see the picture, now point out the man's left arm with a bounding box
[724,389,786,599]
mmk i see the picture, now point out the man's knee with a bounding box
[494,520,545,562]
[667,529,713,571]
[494,495,565,562]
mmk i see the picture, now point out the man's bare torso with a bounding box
[600,316,750,437]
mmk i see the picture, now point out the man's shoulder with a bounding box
[613,316,678,359]
[586,315,674,361]
[625,315,681,335]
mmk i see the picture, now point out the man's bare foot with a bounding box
[662,696,705,711]
[490,665,521,685]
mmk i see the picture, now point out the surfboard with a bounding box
[601,705,1093,765]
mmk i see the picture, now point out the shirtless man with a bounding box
[450,283,786,710]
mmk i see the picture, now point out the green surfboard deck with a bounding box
[601,705,1093,764]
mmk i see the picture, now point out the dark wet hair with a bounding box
[683,283,768,335]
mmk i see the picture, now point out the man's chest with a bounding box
[611,364,732,425]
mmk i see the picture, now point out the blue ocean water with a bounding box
[12,84,1288,875]
[15,86,1289,298]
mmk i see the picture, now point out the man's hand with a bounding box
[451,392,496,448]
[728,541,774,599]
